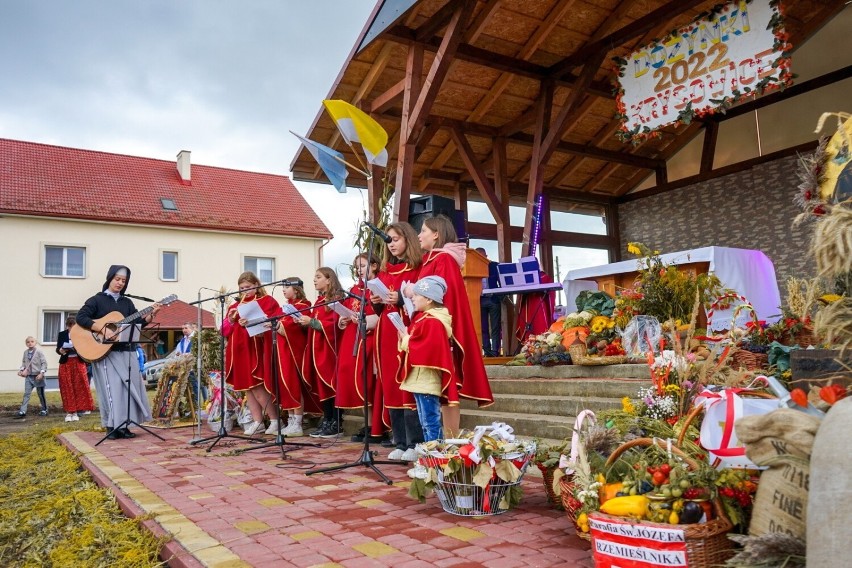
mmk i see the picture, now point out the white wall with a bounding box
[0,215,325,391]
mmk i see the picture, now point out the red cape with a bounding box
[419,250,494,406]
[275,298,317,411]
[398,310,453,403]
[336,282,377,409]
[374,262,420,413]
[300,294,340,402]
[224,294,281,392]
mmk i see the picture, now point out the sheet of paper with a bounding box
[387,312,408,335]
[401,280,416,318]
[366,278,390,301]
[62,341,73,349]
[237,301,268,337]
[331,302,357,320]
[281,302,303,322]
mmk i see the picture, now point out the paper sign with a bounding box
[61,341,73,349]
[589,515,688,568]
[237,301,268,337]
[366,278,391,301]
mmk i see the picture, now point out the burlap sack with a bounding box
[735,408,821,539]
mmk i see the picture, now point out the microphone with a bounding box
[274,278,303,287]
[125,293,156,302]
[365,222,391,244]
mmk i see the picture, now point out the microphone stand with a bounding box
[236,310,319,458]
[189,285,272,453]
[306,225,399,484]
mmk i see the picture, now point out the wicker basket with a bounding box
[789,325,818,348]
[589,438,733,566]
[573,354,628,366]
[730,349,769,371]
[559,474,591,541]
[537,464,564,509]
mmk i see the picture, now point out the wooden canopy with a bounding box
[291,0,847,267]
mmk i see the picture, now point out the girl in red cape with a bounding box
[222,271,282,436]
[273,278,317,437]
[414,215,494,436]
[515,271,556,343]
[300,267,345,438]
[336,253,384,441]
[370,221,423,461]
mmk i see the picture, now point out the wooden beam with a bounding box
[604,203,622,262]
[493,136,512,263]
[415,0,463,41]
[464,0,502,43]
[618,140,819,203]
[406,0,474,144]
[369,79,405,114]
[448,125,506,226]
[524,81,554,256]
[393,43,423,221]
[509,131,663,169]
[548,0,709,78]
[700,121,718,174]
[466,222,615,249]
[383,26,615,99]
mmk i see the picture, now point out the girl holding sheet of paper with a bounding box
[371,222,424,461]
[273,279,317,437]
[414,215,494,437]
[222,271,282,436]
[300,267,345,438]
[336,254,384,441]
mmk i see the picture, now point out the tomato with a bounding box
[660,463,672,475]
[652,471,667,486]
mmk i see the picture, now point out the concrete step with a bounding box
[485,377,651,398]
[461,393,622,416]
[487,363,649,380]
[460,408,578,441]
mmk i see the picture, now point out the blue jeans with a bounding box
[20,375,47,413]
[413,393,443,442]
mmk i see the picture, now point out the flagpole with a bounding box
[330,152,371,179]
[340,140,372,179]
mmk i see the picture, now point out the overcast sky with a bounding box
[0,0,377,285]
[0,0,610,298]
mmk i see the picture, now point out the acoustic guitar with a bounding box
[71,294,178,362]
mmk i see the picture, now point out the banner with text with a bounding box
[589,514,688,568]
[617,0,787,137]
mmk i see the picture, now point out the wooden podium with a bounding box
[461,248,490,348]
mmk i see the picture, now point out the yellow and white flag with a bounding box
[322,99,388,167]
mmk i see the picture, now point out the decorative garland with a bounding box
[612,0,793,145]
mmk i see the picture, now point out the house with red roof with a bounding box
[0,138,331,390]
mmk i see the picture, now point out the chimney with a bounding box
[176,150,191,184]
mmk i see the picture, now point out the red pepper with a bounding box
[819,384,848,405]
[790,388,809,407]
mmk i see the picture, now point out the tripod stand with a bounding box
[237,310,318,458]
[95,322,164,446]
[306,226,400,484]
[189,291,268,453]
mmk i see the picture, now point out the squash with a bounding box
[561,326,589,349]
[549,317,565,333]
[599,482,624,504]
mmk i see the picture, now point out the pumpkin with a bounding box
[561,326,589,349]
[549,317,566,333]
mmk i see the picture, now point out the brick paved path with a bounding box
[59,428,592,567]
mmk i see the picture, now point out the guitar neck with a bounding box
[117,305,154,326]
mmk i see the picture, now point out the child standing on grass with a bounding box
[16,336,48,418]
[397,276,453,444]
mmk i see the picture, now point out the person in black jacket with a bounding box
[76,265,161,439]
[56,315,95,421]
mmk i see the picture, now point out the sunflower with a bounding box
[590,315,611,334]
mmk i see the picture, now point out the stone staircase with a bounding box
[459,364,652,441]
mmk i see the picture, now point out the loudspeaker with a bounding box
[408,195,467,241]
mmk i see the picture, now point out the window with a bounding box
[161,251,178,281]
[44,245,85,277]
[244,256,274,282]
[42,310,77,344]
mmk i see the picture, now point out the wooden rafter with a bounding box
[449,125,506,226]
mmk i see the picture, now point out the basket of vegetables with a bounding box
[587,438,734,567]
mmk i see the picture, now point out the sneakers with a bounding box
[244,421,263,435]
[400,448,418,462]
[14,412,26,419]
[407,464,428,479]
[350,426,367,442]
[38,410,48,416]
[65,413,75,422]
[264,420,280,435]
[309,419,330,438]
[82,411,91,415]
[318,419,342,438]
[387,448,405,460]
[282,416,304,437]
[72,414,80,421]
